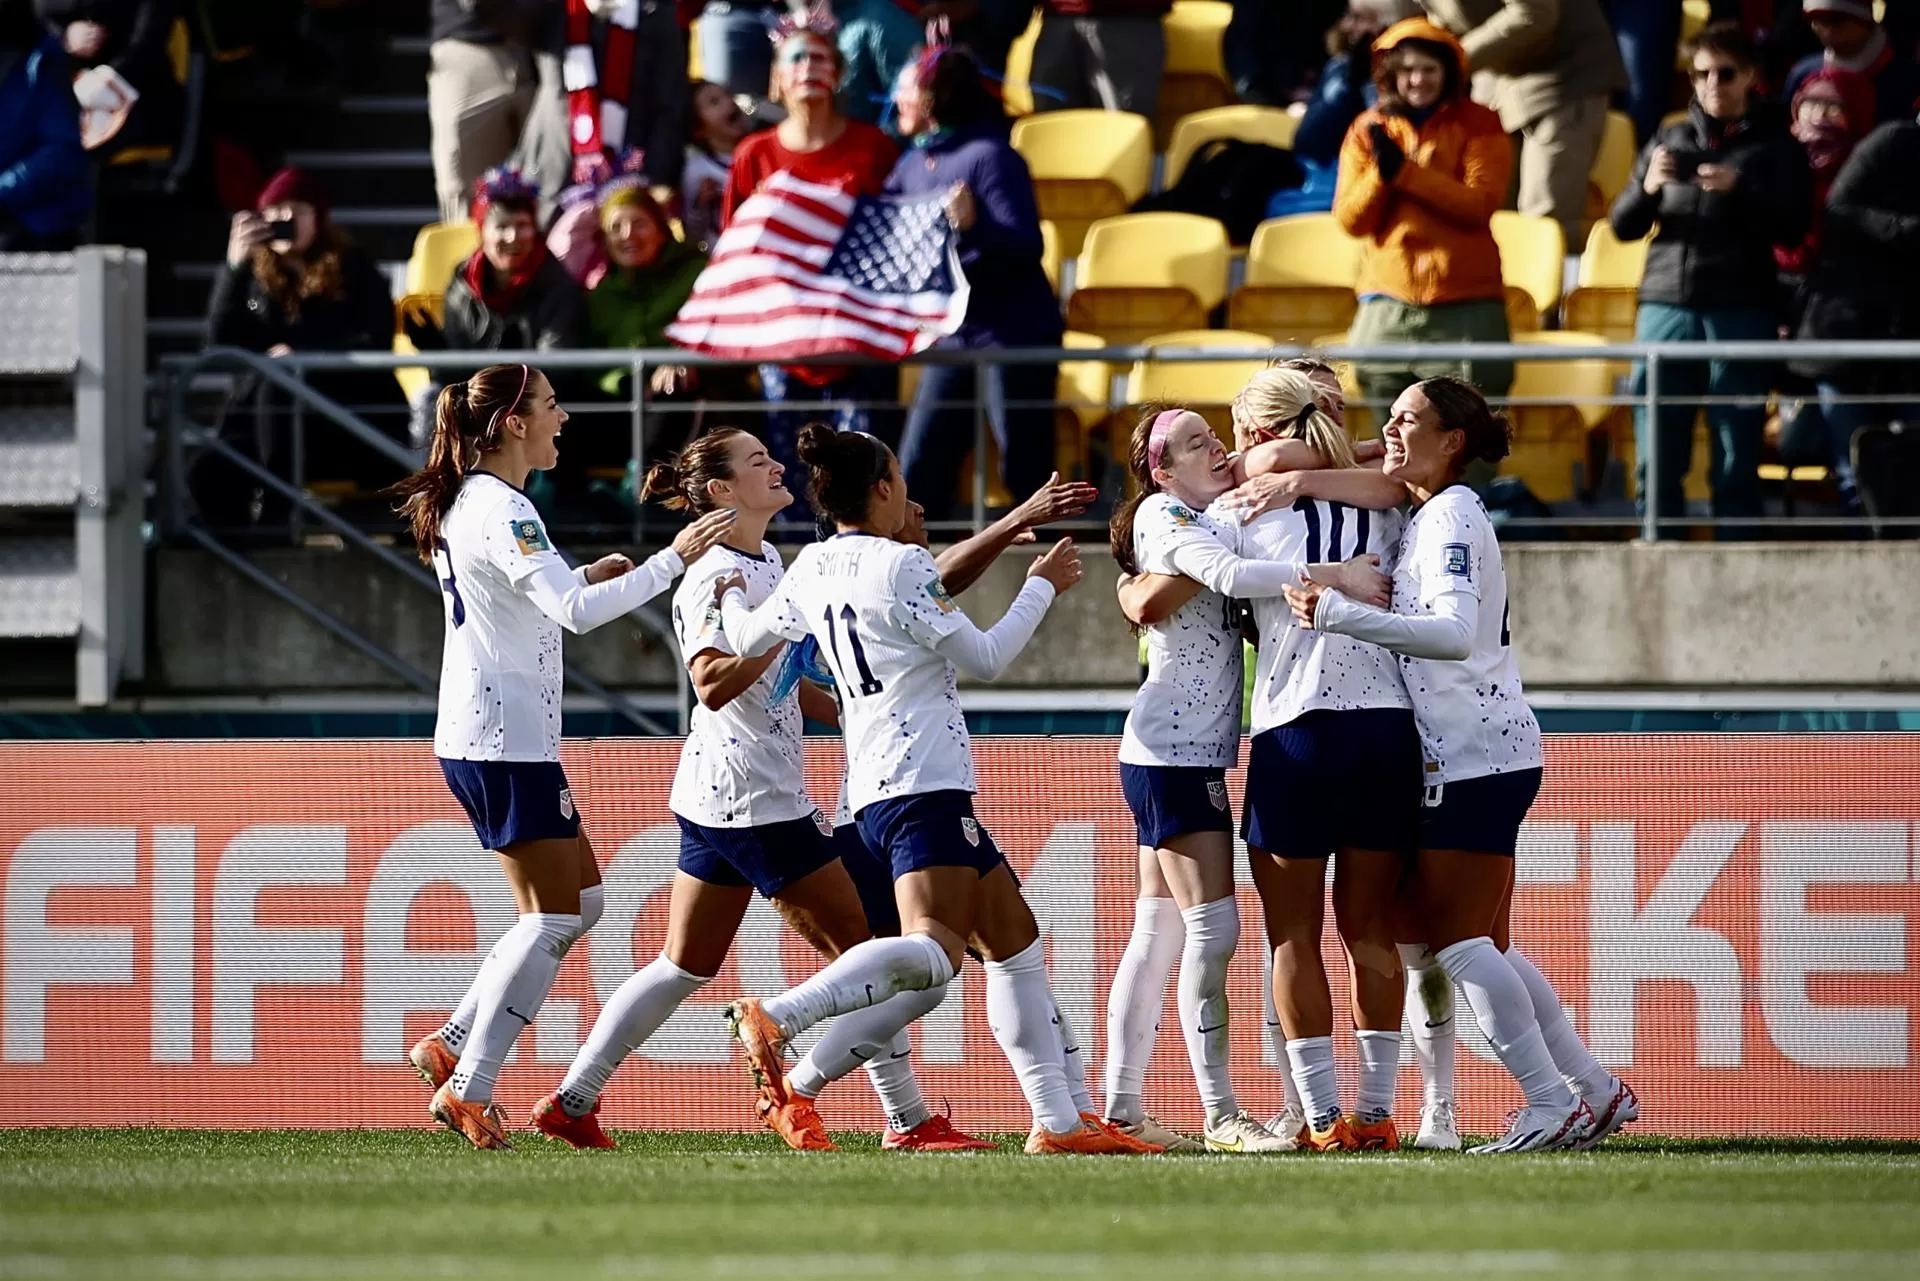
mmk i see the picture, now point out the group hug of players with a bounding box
[388,358,1637,1155]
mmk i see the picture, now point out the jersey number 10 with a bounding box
[1293,498,1370,564]
[821,604,884,697]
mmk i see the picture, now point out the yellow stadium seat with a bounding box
[1678,0,1708,69]
[1501,332,1629,502]
[1125,328,1275,444]
[1164,105,1300,189]
[1011,110,1154,258]
[1158,1,1236,147]
[1002,9,1043,115]
[393,292,446,406]
[1491,210,1565,333]
[1227,214,1362,343]
[1040,219,1062,291]
[1058,329,1120,480]
[1564,220,1650,341]
[406,222,480,296]
[1585,110,1636,233]
[1066,213,1231,345]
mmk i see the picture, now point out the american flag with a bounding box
[665,172,970,362]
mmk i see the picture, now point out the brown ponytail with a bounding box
[639,427,749,514]
[389,363,537,562]
[1108,407,1171,578]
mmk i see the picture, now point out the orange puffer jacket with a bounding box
[1332,17,1511,308]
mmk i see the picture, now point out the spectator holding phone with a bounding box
[1609,21,1811,534]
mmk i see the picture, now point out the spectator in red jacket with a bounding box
[1030,0,1172,120]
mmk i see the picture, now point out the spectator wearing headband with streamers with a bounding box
[408,167,586,358]
[723,3,903,520]
[886,36,1062,523]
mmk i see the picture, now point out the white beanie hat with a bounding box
[1803,1,1877,23]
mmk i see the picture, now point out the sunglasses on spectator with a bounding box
[1691,65,1745,83]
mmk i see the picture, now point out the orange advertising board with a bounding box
[1,736,1916,1135]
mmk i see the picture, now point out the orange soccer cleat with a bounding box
[725,999,792,1107]
[408,1032,457,1089]
[1025,1113,1166,1155]
[430,1082,512,1150]
[883,1110,996,1152]
[1304,1112,1356,1152]
[757,1090,838,1152]
[1349,1112,1400,1151]
[531,1093,616,1150]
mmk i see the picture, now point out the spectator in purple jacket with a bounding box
[886,42,1063,524]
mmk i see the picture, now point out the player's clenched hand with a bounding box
[1283,579,1326,629]
[673,507,737,564]
[1029,537,1083,593]
[584,553,635,584]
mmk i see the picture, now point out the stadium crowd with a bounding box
[5,0,1920,534]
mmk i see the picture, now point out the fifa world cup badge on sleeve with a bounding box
[512,519,552,556]
[1168,504,1196,526]
[1442,543,1472,578]
[925,580,957,613]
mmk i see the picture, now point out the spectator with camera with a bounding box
[1610,21,1810,533]
[1334,16,1515,414]
[0,17,89,251]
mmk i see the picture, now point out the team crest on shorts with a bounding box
[1206,780,1229,811]
[511,518,552,555]
[1442,543,1472,578]
[812,809,833,835]
[960,816,980,846]
[558,788,575,820]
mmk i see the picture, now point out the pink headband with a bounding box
[1146,409,1184,472]
[489,363,531,435]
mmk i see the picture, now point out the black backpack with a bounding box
[1134,139,1305,245]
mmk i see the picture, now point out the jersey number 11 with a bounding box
[822,604,884,697]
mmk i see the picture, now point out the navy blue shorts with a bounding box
[1119,763,1233,848]
[439,758,581,851]
[858,789,1006,879]
[1241,708,1423,860]
[676,810,839,898]
[1420,767,1543,856]
[835,822,901,936]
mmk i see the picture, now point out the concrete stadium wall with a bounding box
[149,541,1920,693]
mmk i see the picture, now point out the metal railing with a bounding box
[163,337,1920,540]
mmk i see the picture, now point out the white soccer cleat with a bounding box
[1413,1100,1461,1151]
[1264,1105,1306,1149]
[1109,1114,1204,1152]
[1204,1110,1295,1154]
[1468,1101,1588,1154]
[1570,1078,1639,1149]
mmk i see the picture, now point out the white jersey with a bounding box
[431,472,685,762]
[1223,495,1411,735]
[1387,486,1542,784]
[1118,493,1244,768]
[723,533,979,815]
[667,542,812,827]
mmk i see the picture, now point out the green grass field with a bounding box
[2,1131,1918,1280]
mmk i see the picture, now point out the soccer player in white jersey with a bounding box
[715,424,1158,1154]
[1103,407,1381,1153]
[391,364,733,1149]
[1285,376,1640,1153]
[523,427,989,1153]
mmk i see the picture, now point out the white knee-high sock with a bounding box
[557,952,706,1116]
[1285,1036,1340,1127]
[1102,897,1182,1125]
[983,939,1081,1134]
[761,934,955,1038]
[787,984,945,1116]
[1051,996,1096,1116]
[440,885,602,1054]
[1506,947,1616,1100]
[1399,943,1455,1109]
[1436,938,1574,1110]
[1177,896,1240,1124]
[862,1032,931,1134]
[1353,1029,1400,1121]
[449,912,580,1103]
[1262,945,1304,1117]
